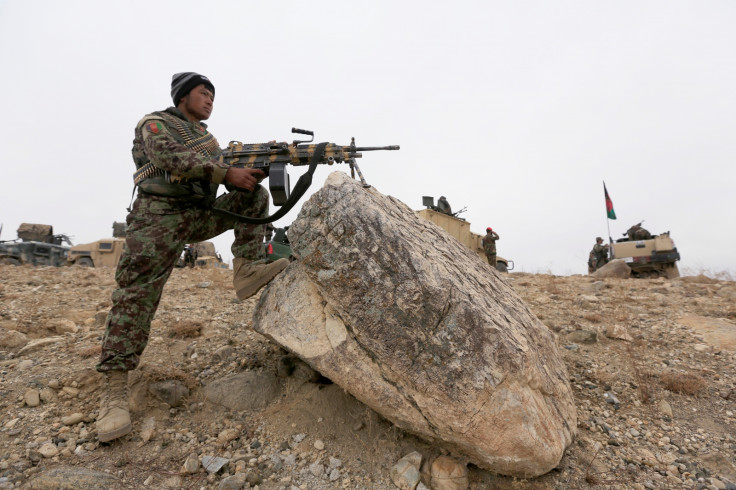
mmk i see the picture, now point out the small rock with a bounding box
[201,455,228,474]
[391,451,422,490]
[61,413,84,425]
[217,428,240,446]
[309,461,325,478]
[140,416,156,442]
[313,439,325,450]
[38,442,59,458]
[658,399,673,418]
[24,389,41,407]
[183,453,199,474]
[430,455,468,490]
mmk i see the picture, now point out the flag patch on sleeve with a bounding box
[147,122,163,134]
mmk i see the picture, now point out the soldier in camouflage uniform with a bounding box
[95,72,288,443]
[437,196,452,215]
[482,227,499,267]
[588,237,610,273]
[625,223,652,241]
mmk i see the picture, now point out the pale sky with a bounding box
[1,1,734,277]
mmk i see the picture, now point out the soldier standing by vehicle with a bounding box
[482,227,500,267]
[437,196,452,215]
[95,72,288,443]
[182,244,197,267]
[588,237,609,273]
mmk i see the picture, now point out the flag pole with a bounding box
[605,181,612,244]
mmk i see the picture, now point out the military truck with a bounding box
[610,231,680,279]
[0,223,72,266]
[67,238,125,267]
[67,222,127,268]
[265,227,293,263]
[192,242,229,269]
[417,198,513,272]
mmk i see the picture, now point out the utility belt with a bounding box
[135,168,215,203]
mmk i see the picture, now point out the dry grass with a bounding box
[680,267,735,281]
[624,341,656,404]
[660,372,707,396]
[139,363,199,390]
[167,320,203,338]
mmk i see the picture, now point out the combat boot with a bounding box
[233,257,289,300]
[96,370,132,443]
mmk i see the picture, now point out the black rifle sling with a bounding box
[211,142,327,225]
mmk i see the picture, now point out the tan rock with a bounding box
[254,172,577,478]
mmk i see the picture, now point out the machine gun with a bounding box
[221,128,399,206]
[215,128,400,224]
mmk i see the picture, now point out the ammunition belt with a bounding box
[133,112,220,187]
[133,163,164,185]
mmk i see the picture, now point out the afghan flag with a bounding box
[604,182,617,219]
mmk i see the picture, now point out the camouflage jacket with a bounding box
[591,243,609,262]
[133,107,230,203]
[482,231,499,254]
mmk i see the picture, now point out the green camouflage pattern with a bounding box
[133,107,229,203]
[0,240,69,266]
[482,231,499,266]
[97,109,268,372]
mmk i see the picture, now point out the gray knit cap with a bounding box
[171,72,215,106]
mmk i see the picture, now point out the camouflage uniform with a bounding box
[482,230,499,267]
[437,196,452,215]
[626,224,652,241]
[97,107,268,372]
[588,242,609,273]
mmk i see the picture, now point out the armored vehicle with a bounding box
[610,231,680,279]
[67,238,125,267]
[0,223,71,266]
[67,222,128,268]
[417,198,513,272]
[189,241,228,269]
[265,227,293,263]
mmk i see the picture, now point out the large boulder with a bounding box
[591,259,631,278]
[253,172,576,477]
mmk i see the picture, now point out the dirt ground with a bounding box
[0,264,734,489]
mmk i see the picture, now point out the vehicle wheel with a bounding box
[496,262,508,273]
[1,257,21,266]
[77,257,94,267]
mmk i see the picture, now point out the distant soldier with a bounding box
[264,223,275,242]
[482,227,500,267]
[437,196,452,215]
[625,223,651,241]
[588,237,609,273]
[182,244,197,267]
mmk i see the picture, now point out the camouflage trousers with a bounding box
[486,253,497,267]
[97,186,268,372]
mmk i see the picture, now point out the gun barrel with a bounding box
[353,145,400,151]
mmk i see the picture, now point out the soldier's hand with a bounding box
[225,167,266,191]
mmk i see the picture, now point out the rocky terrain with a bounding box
[0,264,735,489]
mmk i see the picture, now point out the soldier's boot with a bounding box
[96,371,132,443]
[233,257,289,300]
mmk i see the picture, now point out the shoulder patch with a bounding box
[146,122,163,134]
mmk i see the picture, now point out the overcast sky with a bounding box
[1,1,734,277]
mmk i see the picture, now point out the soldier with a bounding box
[182,244,197,267]
[95,72,288,443]
[625,223,652,241]
[437,196,452,215]
[588,237,610,273]
[482,227,500,267]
